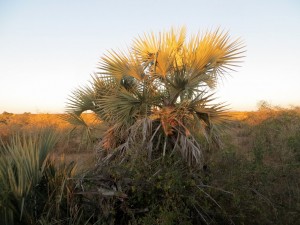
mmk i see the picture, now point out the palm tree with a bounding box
[65,27,244,166]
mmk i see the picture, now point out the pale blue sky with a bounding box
[0,0,299,113]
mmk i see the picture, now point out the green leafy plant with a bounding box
[251,108,300,164]
[0,129,97,225]
[0,129,58,224]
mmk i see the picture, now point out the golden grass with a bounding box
[0,113,101,167]
[0,113,98,137]
[1,110,298,136]
[1,108,298,132]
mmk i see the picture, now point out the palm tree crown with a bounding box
[65,27,244,166]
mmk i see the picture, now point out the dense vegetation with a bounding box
[0,107,300,224]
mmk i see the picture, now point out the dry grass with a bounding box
[1,109,299,175]
[0,113,101,169]
[0,113,98,131]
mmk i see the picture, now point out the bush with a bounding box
[251,109,300,164]
[74,153,238,225]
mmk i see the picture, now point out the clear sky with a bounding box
[1,0,299,113]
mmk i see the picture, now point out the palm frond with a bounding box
[184,29,245,89]
[99,49,146,82]
[95,87,143,124]
[60,113,89,127]
[66,84,96,115]
[133,31,160,66]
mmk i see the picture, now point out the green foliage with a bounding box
[0,107,300,224]
[251,109,300,164]
[288,133,300,160]
[0,129,59,224]
[209,151,300,225]
[211,108,300,224]
[0,130,95,225]
[75,153,233,225]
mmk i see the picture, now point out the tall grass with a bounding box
[210,106,300,224]
[250,107,300,164]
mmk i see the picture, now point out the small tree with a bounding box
[65,27,244,166]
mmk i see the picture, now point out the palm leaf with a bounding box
[95,87,143,124]
[66,84,96,115]
[99,49,145,81]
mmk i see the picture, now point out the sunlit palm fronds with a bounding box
[182,29,244,90]
[66,27,245,166]
[99,49,145,81]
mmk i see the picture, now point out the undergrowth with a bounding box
[0,107,299,224]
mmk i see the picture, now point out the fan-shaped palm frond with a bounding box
[99,50,145,81]
[66,85,96,115]
[95,87,143,124]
